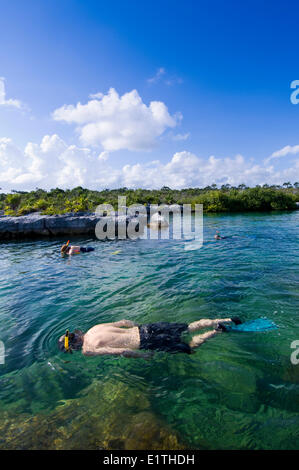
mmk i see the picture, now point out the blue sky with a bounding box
[0,0,299,190]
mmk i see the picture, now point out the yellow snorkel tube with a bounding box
[64,330,71,353]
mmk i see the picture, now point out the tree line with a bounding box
[0,183,298,216]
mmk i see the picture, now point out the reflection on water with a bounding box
[0,212,298,449]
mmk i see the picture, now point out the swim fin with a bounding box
[227,318,277,332]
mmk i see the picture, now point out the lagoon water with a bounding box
[0,212,298,449]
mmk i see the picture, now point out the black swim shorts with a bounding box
[139,322,192,354]
[80,247,95,253]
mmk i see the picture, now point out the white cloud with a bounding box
[98,150,109,161]
[147,67,166,84]
[52,87,178,151]
[0,136,298,192]
[265,144,299,163]
[0,77,23,109]
[172,132,190,141]
[147,68,183,86]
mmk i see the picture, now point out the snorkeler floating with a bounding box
[61,240,95,255]
[58,317,243,357]
[214,231,223,240]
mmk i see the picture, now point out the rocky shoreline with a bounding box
[1,203,296,240]
[0,212,146,240]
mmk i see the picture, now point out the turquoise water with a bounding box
[0,212,298,449]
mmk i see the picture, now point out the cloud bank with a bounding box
[52,88,179,151]
[0,135,298,192]
[0,81,298,192]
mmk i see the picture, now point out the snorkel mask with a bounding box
[58,329,83,353]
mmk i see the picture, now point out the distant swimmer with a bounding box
[61,240,95,255]
[58,317,242,357]
[214,231,223,240]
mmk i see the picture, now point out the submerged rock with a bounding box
[0,378,186,450]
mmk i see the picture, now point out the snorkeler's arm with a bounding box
[121,350,152,359]
[83,347,150,358]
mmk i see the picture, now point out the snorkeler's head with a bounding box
[58,330,84,353]
[61,240,70,254]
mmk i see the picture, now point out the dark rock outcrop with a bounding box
[0,212,147,240]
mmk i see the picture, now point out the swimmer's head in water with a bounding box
[58,329,84,353]
[61,240,70,254]
[61,244,69,254]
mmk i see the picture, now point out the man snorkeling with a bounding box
[58,317,242,357]
[214,231,223,240]
[61,240,95,255]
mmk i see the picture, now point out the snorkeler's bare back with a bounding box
[82,320,141,357]
[68,245,81,254]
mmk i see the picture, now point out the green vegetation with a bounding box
[0,183,298,216]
